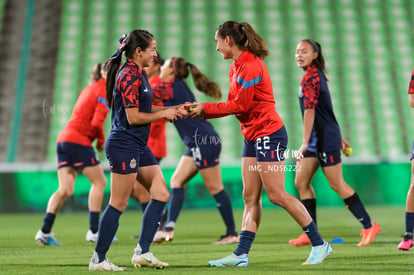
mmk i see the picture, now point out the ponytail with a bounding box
[106,30,155,106]
[240,22,268,60]
[216,21,268,60]
[171,57,221,100]
[106,34,127,106]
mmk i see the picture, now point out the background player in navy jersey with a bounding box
[150,56,238,245]
[35,62,111,246]
[130,53,165,216]
[189,21,331,267]
[290,39,381,247]
[88,30,185,271]
[397,67,414,250]
[130,53,168,239]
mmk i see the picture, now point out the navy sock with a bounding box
[405,212,414,233]
[301,198,317,225]
[89,211,100,233]
[165,188,185,230]
[234,231,255,256]
[303,221,324,246]
[41,212,56,234]
[158,208,168,230]
[344,193,372,229]
[95,205,122,262]
[138,199,166,254]
[214,190,237,235]
[141,202,148,213]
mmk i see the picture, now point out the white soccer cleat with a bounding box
[89,252,126,271]
[153,230,174,243]
[131,251,169,269]
[85,230,118,243]
[35,230,62,246]
[86,230,98,243]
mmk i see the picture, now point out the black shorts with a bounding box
[105,138,158,174]
[304,150,342,167]
[57,142,100,171]
[242,126,288,162]
[410,141,414,161]
[184,141,221,169]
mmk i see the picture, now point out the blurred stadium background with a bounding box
[0,0,413,212]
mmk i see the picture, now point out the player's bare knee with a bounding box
[91,179,107,190]
[58,187,74,198]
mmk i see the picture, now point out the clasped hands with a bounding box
[163,102,204,122]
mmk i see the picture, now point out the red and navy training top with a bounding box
[298,65,341,152]
[107,59,153,149]
[203,50,284,142]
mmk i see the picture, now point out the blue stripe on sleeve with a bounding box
[98,96,110,110]
[237,75,262,89]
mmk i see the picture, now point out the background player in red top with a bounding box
[189,21,331,266]
[151,56,238,245]
[290,39,381,247]
[397,67,414,250]
[35,62,111,245]
[130,53,166,214]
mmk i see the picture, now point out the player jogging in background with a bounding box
[151,56,238,245]
[35,62,111,245]
[289,39,381,248]
[188,21,332,266]
[88,30,186,271]
[397,67,414,251]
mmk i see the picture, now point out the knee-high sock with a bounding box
[303,221,324,246]
[301,198,317,225]
[405,212,414,234]
[344,192,372,229]
[214,190,237,235]
[165,188,185,230]
[138,199,166,254]
[41,212,56,234]
[95,205,122,262]
[89,211,100,233]
[234,231,256,256]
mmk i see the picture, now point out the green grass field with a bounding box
[1,206,413,274]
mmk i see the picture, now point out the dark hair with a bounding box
[90,63,102,83]
[170,57,221,100]
[153,51,164,66]
[105,30,154,106]
[90,61,109,83]
[216,21,268,60]
[300,39,328,80]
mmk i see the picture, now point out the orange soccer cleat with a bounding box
[357,221,381,247]
[289,233,311,247]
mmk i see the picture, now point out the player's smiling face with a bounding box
[139,39,157,68]
[215,31,232,60]
[295,41,317,70]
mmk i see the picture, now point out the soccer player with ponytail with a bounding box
[35,62,110,246]
[88,30,185,271]
[189,21,332,266]
[290,39,380,248]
